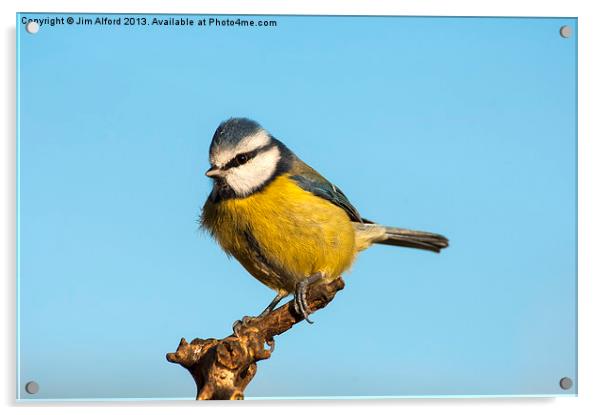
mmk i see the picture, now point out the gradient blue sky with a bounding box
[17,14,576,400]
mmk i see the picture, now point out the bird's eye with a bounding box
[225,151,257,170]
[235,154,249,165]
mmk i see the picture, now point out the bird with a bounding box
[201,118,448,324]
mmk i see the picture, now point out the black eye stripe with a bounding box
[224,150,256,170]
[223,144,273,170]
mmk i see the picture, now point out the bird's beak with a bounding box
[205,167,222,178]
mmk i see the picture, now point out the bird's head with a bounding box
[206,118,290,199]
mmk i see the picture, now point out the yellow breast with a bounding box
[202,174,357,292]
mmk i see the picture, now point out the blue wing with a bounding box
[289,160,364,223]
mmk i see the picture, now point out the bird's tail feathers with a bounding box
[353,223,449,253]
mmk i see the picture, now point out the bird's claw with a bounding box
[293,279,314,324]
[232,315,258,337]
[265,338,275,353]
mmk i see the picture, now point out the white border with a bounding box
[2,1,601,415]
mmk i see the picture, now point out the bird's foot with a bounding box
[232,315,260,338]
[293,273,323,324]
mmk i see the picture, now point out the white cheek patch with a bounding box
[225,146,281,196]
[211,130,271,167]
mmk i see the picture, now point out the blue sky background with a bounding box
[17,14,577,400]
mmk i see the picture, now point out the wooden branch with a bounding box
[166,277,345,400]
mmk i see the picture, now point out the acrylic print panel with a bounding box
[16,13,577,400]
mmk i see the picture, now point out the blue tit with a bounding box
[201,118,448,323]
